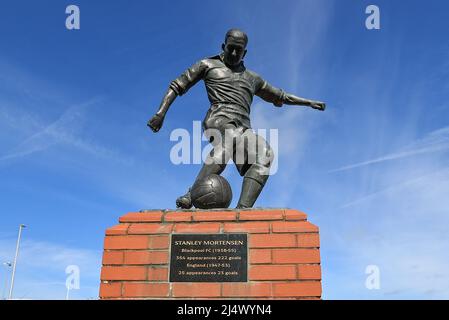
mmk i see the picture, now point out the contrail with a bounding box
[329,126,449,173]
[329,143,449,173]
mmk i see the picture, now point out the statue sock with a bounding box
[236,177,265,208]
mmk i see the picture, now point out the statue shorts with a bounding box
[202,105,274,187]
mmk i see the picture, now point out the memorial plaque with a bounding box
[170,233,248,282]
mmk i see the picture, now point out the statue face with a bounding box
[222,37,247,67]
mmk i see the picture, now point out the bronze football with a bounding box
[191,174,233,209]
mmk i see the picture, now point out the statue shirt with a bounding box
[170,54,286,130]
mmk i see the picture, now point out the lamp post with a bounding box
[8,224,26,300]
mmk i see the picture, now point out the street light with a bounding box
[8,224,26,300]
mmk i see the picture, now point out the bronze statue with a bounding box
[148,29,325,209]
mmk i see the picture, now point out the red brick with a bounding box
[102,251,124,265]
[119,211,163,223]
[149,236,170,249]
[100,266,147,281]
[249,265,296,280]
[128,223,173,234]
[99,282,122,298]
[272,282,321,297]
[239,209,284,221]
[297,233,320,247]
[148,267,168,281]
[172,283,221,297]
[249,249,272,264]
[123,283,169,298]
[249,234,297,248]
[224,222,270,233]
[222,283,271,297]
[164,212,192,222]
[272,221,319,233]
[284,209,307,221]
[105,224,129,235]
[104,236,149,250]
[174,223,221,233]
[193,211,237,221]
[297,265,321,280]
[124,251,168,265]
[272,249,320,264]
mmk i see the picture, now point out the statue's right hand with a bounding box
[147,114,164,132]
[310,101,326,111]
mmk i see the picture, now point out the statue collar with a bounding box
[211,53,245,72]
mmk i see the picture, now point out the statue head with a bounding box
[221,29,248,67]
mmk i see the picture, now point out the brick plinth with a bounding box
[99,208,321,299]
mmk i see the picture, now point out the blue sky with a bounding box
[1,0,448,299]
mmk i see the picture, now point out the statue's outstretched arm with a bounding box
[256,80,325,111]
[283,93,326,111]
[147,88,178,133]
[147,60,207,133]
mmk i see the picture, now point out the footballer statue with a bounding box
[148,29,325,209]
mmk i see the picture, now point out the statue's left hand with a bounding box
[147,114,165,132]
[310,101,326,111]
